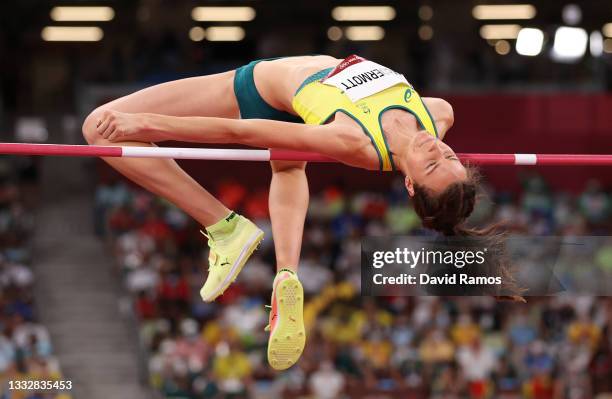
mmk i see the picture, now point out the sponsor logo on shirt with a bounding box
[404,89,413,102]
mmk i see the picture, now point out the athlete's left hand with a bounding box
[96,110,147,142]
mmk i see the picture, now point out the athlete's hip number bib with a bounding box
[321,55,410,102]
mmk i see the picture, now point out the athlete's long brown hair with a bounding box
[411,166,523,297]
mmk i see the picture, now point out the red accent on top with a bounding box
[270,149,336,162]
[458,153,516,165]
[268,272,292,334]
[325,54,366,79]
[458,153,612,166]
[0,143,123,157]
[534,154,612,165]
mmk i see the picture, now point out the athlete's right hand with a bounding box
[96,110,147,142]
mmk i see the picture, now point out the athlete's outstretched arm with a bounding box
[96,110,350,158]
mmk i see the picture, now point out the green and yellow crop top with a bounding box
[292,55,438,171]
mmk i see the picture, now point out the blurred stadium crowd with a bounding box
[94,173,612,399]
[2,2,612,399]
[0,157,71,399]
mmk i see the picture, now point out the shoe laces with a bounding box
[201,230,219,272]
[200,229,213,246]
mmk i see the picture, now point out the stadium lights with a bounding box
[516,28,544,56]
[191,7,256,22]
[205,26,245,41]
[552,27,587,61]
[472,4,536,20]
[419,25,434,41]
[418,5,433,21]
[50,6,114,21]
[189,27,206,42]
[327,26,343,41]
[561,4,581,25]
[590,31,603,57]
[603,23,612,38]
[479,24,522,40]
[331,6,396,21]
[495,40,511,55]
[41,26,104,42]
[345,26,385,41]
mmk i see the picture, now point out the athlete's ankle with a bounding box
[274,268,296,283]
[205,211,238,239]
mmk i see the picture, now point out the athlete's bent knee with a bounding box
[82,108,105,145]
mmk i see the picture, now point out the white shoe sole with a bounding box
[268,277,306,370]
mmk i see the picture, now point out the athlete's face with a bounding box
[403,132,467,196]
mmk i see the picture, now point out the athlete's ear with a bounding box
[405,175,415,197]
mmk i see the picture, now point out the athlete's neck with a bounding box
[381,110,420,174]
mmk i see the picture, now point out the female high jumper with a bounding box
[82,54,470,370]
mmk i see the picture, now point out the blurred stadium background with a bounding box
[1,1,612,398]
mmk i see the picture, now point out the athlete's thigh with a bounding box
[98,70,239,118]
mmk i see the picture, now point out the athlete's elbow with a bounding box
[221,121,246,144]
[440,100,454,129]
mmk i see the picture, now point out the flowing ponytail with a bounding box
[411,167,523,298]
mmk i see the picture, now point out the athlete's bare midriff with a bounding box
[252,55,342,113]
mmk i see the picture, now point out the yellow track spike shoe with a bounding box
[199,212,264,302]
[266,269,306,370]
